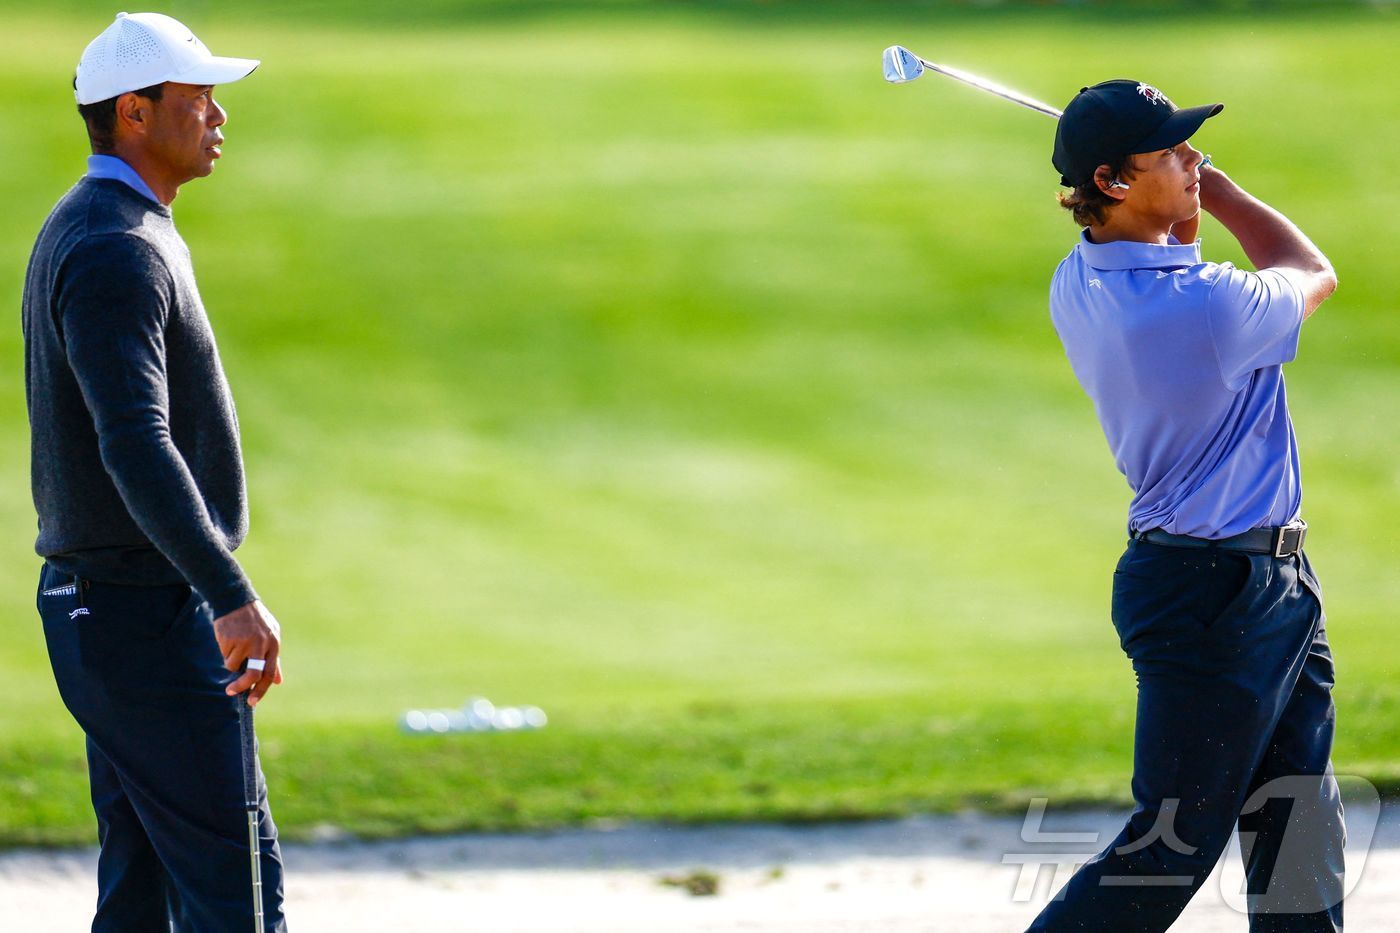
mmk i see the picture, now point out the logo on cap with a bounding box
[1136,83,1171,107]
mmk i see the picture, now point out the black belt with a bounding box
[1132,520,1307,558]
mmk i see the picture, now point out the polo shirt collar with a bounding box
[86,154,163,207]
[1077,229,1201,271]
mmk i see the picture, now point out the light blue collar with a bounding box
[1077,229,1202,271]
[85,155,163,206]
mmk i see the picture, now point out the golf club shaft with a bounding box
[247,810,264,933]
[916,56,1062,119]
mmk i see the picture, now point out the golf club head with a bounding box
[882,46,924,84]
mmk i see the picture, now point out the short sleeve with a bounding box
[1204,263,1306,391]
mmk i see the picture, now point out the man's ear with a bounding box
[114,91,150,138]
[1093,164,1130,201]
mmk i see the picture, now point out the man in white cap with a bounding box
[23,12,286,930]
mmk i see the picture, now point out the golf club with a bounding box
[881,45,1217,175]
[236,695,265,933]
[882,45,1063,119]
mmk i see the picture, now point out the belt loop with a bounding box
[73,573,86,608]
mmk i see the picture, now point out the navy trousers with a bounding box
[1028,540,1344,932]
[38,563,287,932]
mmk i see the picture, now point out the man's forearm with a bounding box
[1201,171,1332,275]
[97,424,258,616]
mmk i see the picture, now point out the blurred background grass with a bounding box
[1,1,1397,845]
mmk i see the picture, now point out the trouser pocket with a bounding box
[1111,541,1256,672]
[39,565,198,708]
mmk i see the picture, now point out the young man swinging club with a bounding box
[1027,80,1344,931]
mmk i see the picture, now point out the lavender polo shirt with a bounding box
[1050,231,1307,538]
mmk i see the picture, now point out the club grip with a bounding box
[235,694,259,811]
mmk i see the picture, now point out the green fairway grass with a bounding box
[1,3,1398,846]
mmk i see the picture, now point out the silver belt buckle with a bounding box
[1274,519,1307,558]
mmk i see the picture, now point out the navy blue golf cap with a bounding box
[1053,80,1223,187]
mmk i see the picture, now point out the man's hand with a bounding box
[1197,162,1234,217]
[215,599,283,707]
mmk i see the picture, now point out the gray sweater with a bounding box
[22,177,257,616]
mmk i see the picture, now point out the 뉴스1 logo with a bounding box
[1136,83,1172,107]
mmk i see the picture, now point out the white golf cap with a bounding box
[75,12,259,105]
